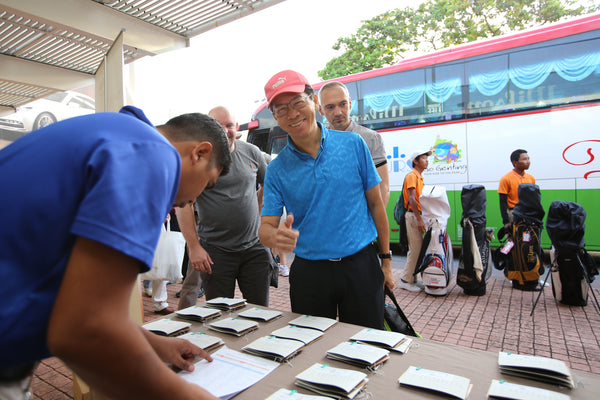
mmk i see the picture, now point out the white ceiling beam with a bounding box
[188,0,286,36]
[1,0,189,55]
[1,54,94,90]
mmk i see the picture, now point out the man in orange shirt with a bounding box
[498,149,536,230]
[398,149,432,292]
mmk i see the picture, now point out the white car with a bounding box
[0,91,95,133]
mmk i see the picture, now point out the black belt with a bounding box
[327,243,375,262]
[0,363,35,383]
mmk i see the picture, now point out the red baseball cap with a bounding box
[264,70,310,106]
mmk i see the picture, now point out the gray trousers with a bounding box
[178,241,270,309]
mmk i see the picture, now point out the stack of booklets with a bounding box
[487,379,572,400]
[270,325,324,345]
[295,363,368,399]
[498,352,574,389]
[208,317,258,336]
[326,341,390,369]
[205,297,247,311]
[349,328,413,353]
[398,366,472,399]
[288,315,337,332]
[241,335,304,362]
[175,306,222,322]
[179,332,224,352]
[237,307,283,322]
[142,319,191,337]
[265,388,331,399]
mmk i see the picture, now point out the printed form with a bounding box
[179,346,279,399]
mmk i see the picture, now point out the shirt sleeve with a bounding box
[71,141,180,269]
[405,172,418,190]
[498,175,509,194]
[262,163,284,217]
[357,136,381,191]
[256,147,268,185]
[371,132,388,167]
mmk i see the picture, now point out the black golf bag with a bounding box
[457,185,493,296]
[505,184,545,291]
[546,201,598,306]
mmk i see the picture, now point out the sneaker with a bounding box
[154,306,175,315]
[279,265,290,277]
[398,279,422,292]
[142,280,152,297]
[175,288,204,298]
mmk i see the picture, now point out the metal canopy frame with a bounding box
[0,0,284,115]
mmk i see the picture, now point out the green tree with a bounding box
[318,0,600,80]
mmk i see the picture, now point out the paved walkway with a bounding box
[31,258,600,399]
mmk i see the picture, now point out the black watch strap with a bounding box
[378,251,392,259]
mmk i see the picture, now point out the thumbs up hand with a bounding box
[277,214,299,254]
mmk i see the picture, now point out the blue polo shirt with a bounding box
[0,107,179,367]
[262,122,381,260]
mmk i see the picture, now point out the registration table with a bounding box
[165,306,600,399]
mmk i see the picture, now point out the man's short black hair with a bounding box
[510,149,528,164]
[160,113,232,176]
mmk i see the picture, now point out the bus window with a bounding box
[518,39,600,107]
[466,54,511,117]
[424,63,464,122]
[360,69,426,129]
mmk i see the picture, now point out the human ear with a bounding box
[193,142,213,164]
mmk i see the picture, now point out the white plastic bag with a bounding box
[139,220,185,282]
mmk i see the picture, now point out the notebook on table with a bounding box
[326,341,390,369]
[179,332,224,352]
[237,307,283,322]
[142,319,191,337]
[294,363,368,399]
[242,335,304,362]
[176,306,222,322]
[398,366,472,400]
[498,352,574,389]
[208,317,258,337]
[349,327,413,353]
[270,325,324,345]
[205,297,247,311]
[287,315,337,332]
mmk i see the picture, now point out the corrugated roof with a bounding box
[0,0,284,114]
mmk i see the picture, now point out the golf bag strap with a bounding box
[384,287,417,337]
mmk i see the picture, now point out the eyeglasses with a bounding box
[272,94,311,118]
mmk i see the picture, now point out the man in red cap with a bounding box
[258,70,394,329]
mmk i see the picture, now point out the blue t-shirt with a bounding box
[0,107,180,367]
[262,122,381,260]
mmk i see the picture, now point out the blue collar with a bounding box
[119,105,154,127]
[286,121,327,159]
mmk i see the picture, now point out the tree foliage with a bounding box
[318,0,600,80]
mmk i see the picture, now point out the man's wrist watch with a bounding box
[378,251,392,259]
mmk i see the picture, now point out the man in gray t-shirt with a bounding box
[319,81,390,206]
[176,106,270,308]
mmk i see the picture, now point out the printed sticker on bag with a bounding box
[522,231,530,242]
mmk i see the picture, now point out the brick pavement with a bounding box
[31,267,600,399]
